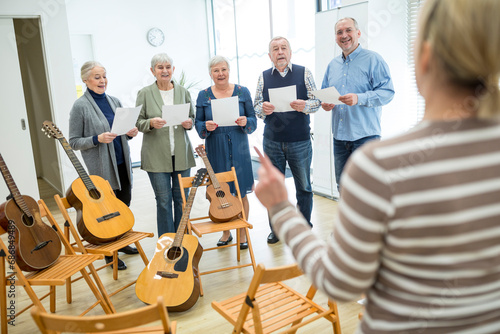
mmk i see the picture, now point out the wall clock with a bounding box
[147,27,164,47]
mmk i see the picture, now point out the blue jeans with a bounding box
[147,168,190,237]
[263,138,313,229]
[334,135,380,190]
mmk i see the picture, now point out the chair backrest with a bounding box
[31,295,173,333]
[51,195,90,254]
[246,263,303,299]
[39,197,87,255]
[178,166,245,219]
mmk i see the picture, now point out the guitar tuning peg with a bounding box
[47,135,51,138]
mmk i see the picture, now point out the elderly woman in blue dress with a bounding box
[195,55,257,249]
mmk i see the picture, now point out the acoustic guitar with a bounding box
[135,168,206,312]
[195,145,242,223]
[41,121,134,245]
[0,153,61,272]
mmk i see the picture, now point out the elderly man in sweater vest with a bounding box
[254,36,320,244]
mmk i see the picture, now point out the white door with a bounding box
[0,18,39,201]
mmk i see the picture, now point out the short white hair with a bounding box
[268,36,291,53]
[151,53,173,69]
[81,61,104,82]
[208,55,230,73]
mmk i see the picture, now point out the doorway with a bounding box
[0,17,63,201]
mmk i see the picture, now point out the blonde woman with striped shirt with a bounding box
[255,0,500,332]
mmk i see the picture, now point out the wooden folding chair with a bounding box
[0,199,114,334]
[178,167,256,295]
[31,295,176,334]
[52,194,153,299]
[212,263,342,334]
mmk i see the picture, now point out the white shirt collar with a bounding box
[271,62,292,75]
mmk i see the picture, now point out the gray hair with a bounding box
[268,36,291,53]
[208,55,230,73]
[151,53,173,69]
[81,61,104,82]
[335,17,359,31]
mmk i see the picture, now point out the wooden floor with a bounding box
[3,163,363,333]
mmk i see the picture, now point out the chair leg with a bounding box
[194,267,204,297]
[82,265,115,314]
[64,226,74,304]
[1,255,7,334]
[66,277,73,304]
[112,252,118,280]
[49,286,56,313]
[135,241,149,266]
[244,228,256,271]
[17,272,47,312]
[329,301,342,334]
[236,229,241,262]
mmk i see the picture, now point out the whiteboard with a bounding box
[313,2,368,198]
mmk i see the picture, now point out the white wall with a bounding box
[367,0,411,138]
[65,0,212,162]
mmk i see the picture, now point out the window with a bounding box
[207,0,317,155]
[407,0,426,125]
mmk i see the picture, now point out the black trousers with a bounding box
[113,163,132,207]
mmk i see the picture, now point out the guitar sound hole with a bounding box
[22,214,34,227]
[88,188,101,200]
[216,190,225,198]
[166,246,182,261]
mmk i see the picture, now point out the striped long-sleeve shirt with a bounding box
[270,118,500,333]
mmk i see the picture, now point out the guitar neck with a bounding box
[172,187,198,247]
[0,153,32,217]
[57,138,96,191]
[200,155,221,189]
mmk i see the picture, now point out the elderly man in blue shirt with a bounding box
[322,17,394,190]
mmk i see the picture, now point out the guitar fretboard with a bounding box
[172,187,198,248]
[0,153,32,217]
[200,155,221,190]
[58,138,96,192]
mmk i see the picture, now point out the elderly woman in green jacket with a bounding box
[135,53,196,237]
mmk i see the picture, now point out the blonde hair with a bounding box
[418,0,500,118]
[80,61,104,82]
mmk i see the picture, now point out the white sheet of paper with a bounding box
[311,86,345,105]
[162,103,190,126]
[268,85,297,112]
[110,105,142,135]
[211,96,240,126]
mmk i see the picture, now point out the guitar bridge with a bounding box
[31,240,53,253]
[156,271,178,279]
[96,211,121,222]
[219,203,232,209]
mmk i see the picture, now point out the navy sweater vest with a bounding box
[262,65,310,142]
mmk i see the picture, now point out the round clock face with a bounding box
[147,28,164,47]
